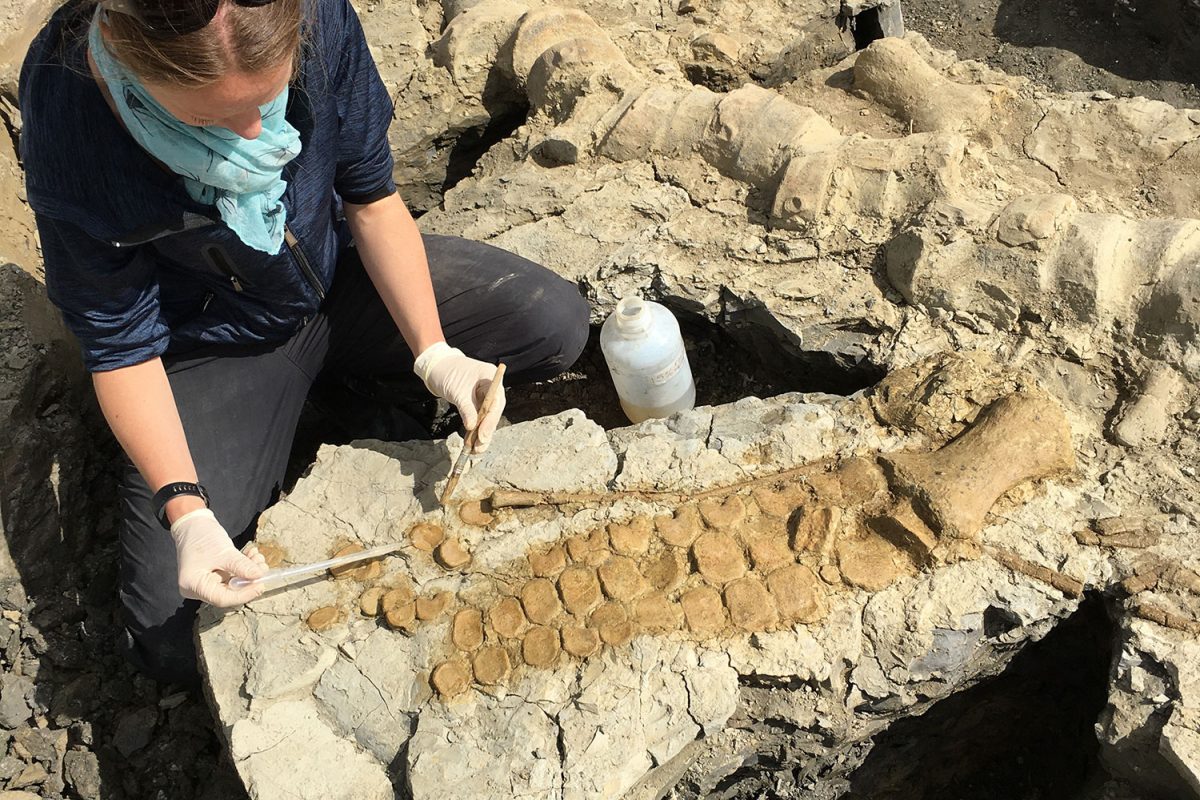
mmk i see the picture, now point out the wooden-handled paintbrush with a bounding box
[440,363,506,505]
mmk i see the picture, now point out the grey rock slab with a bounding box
[229,700,392,800]
[453,409,618,497]
[407,693,561,800]
[62,751,100,800]
[6,762,46,790]
[1101,615,1200,798]
[111,706,157,757]
[558,637,733,799]
[0,673,31,728]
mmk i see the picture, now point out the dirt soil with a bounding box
[902,0,1200,107]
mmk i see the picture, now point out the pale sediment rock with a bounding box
[196,354,1188,800]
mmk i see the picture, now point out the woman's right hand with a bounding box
[170,509,267,607]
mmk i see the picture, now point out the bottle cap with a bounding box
[614,296,650,336]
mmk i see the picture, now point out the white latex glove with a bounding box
[414,342,505,453]
[170,509,267,607]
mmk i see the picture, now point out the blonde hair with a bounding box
[99,0,304,87]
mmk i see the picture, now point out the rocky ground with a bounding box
[0,0,1198,799]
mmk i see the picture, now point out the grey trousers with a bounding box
[118,234,589,684]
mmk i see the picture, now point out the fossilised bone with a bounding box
[853,37,994,134]
[888,198,1200,338]
[433,0,1200,361]
[294,376,1072,701]
[880,391,1074,545]
[1111,365,1184,448]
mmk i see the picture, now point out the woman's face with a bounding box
[144,58,292,140]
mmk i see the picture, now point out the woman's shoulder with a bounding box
[18,4,185,241]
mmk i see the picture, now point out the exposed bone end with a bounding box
[409,522,445,552]
[522,625,562,668]
[458,500,495,528]
[306,606,342,632]
[692,531,747,584]
[723,576,778,631]
[608,517,652,556]
[380,586,414,614]
[384,601,418,632]
[489,596,528,638]
[416,592,452,621]
[451,608,485,652]
[472,646,512,685]
[836,535,911,592]
[591,601,635,646]
[767,564,826,624]
[359,587,386,617]
[655,505,704,547]
[528,544,567,577]
[835,457,889,505]
[881,391,1074,543]
[256,541,286,568]
[680,586,727,634]
[751,485,807,519]
[633,593,681,632]
[509,7,606,85]
[328,544,382,581]
[853,37,991,134]
[598,555,651,601]
[558,565,603,615]
[561,625,601,658]
[431,660,474,698]
[435,539,472,570]
[644,547,688,592]
[747,535,794,573]
[526,36,637,118]
[520,578,563,625]
[698,495,746,529]
[789,505,841,553]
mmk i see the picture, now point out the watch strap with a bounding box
[153,482,210,530]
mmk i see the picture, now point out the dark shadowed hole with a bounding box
[504,310,885,430]
[840,594,1115,800]
[440,103,530,197]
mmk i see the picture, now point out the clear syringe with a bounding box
[228,542,407,593]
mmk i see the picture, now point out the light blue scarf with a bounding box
[88,10,301,253]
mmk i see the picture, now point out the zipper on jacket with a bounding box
[284,225,326,302]
[201,244,249,293]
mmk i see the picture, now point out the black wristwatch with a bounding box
[153,482,210,530]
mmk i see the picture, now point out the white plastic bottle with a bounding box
[600,296,696,423]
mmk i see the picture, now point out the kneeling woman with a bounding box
[20,0,588,683]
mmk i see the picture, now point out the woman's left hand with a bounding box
[414,342,506,452]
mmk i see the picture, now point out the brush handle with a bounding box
[441,363,506,504]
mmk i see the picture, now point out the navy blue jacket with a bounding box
[20,0,397,371]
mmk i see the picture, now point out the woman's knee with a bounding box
[517,276,589,382]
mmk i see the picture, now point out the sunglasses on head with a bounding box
[98,0,278,37]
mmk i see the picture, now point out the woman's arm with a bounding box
[93,359,264,605]
[343,193,445,356]
[93,358,204,523]
[343,193,506,450]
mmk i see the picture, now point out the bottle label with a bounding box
[650,351,685,386]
